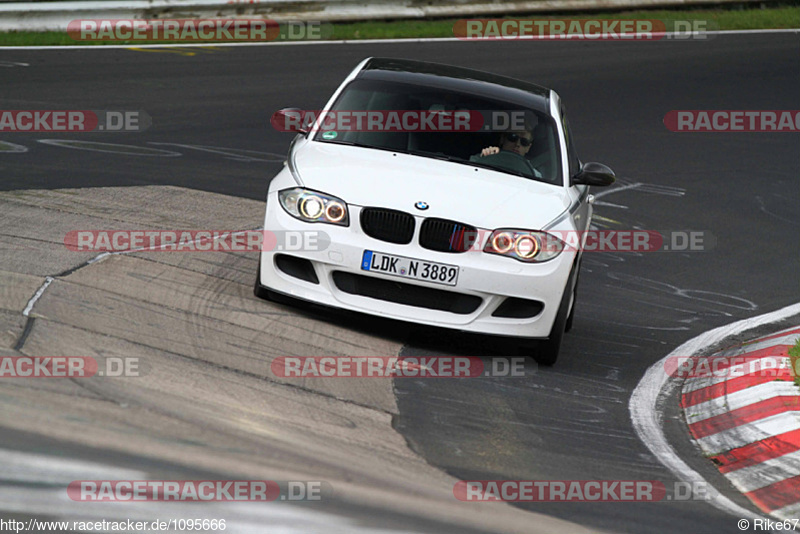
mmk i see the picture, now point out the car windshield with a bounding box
[312,79,563,185]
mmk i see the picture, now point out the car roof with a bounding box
[357,57,551,114]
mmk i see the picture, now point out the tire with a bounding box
[564,266,579,333]
[564,286,577,334]
[519,261,578,366]
[533,278,571,366]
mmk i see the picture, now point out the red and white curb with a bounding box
[681,326,800,520]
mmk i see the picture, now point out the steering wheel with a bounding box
[482,150,541,178]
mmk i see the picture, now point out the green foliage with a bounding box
[1,6,799,45]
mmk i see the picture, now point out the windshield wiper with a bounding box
[318,139,373,149]
[460,159,530,179]
[403,149,465,163]
[403,149,533,179]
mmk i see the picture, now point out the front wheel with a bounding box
[564,285,577,333]
[564,258,581,333]
[518,263,577,366]
[535,280,571,366]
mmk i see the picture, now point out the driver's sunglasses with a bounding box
[506,133,532,147]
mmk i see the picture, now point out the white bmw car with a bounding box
[255,57,615,365]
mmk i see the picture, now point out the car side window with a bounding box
[560,106,581,179]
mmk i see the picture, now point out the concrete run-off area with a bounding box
[0,186,595,534]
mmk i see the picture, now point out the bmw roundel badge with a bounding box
[415,201,429,210]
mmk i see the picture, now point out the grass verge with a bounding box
[789,339,800,388]
[0,5,798,46]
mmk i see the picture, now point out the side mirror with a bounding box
[571,162,616,187]
[270,108,309,134]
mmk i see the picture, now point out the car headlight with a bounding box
[278,188,349,226]
[483,229,564,263]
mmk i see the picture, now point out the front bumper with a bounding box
[258,194,575,339]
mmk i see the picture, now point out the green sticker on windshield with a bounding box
[322,131,338,140]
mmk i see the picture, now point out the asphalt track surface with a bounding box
[2,32,799,533]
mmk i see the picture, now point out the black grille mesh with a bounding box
[360,208,415,244]
[419,218,477,253]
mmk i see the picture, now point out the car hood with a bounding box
[292,141,569,230]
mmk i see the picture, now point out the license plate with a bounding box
[361,250,459,286]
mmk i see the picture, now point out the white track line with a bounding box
[715,333,800,357]
[629,301,800,520]
[22,276,54,317]
[0,28,798,50]
[0,449,145,485]
[20,228,262,318]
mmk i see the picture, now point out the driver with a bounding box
[470,128,542,178]
[479,130,534,158]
